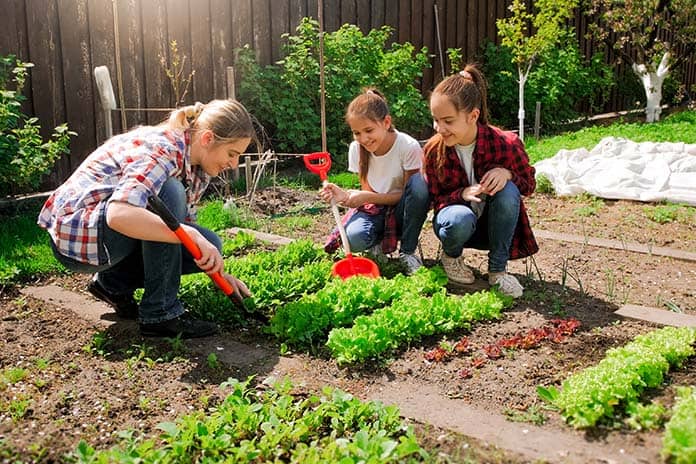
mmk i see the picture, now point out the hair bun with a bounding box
[185,102,205,119]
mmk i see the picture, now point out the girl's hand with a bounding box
[184,225,225,275]
[223,272,251,298]
[319,183,349,204]
[480,167,512,195]
[461,184,486,202]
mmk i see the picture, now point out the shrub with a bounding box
[0,55,75,195]
[482,31,614,132]
[236,19,430,170]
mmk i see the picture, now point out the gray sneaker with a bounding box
[399,252,422,275]
[489,272,524,298]
[441,254,475,284]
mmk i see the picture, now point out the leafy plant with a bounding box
[662,386,696,463]
[0,55,75,195]
[327,289,512,365]
[236,19,430,168]
[70,378,428,463]
[540,326,696,429]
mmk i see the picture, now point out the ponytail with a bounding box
[167,102,206,131]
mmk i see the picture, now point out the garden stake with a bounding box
[303,152,380,279]
[147,195,248,311]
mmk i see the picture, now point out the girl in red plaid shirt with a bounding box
[423,65,538,297]
[39,100,254,337]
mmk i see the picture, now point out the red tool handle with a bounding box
[147,195,246,310]
[170,228,235,295]
[303,151,331,181]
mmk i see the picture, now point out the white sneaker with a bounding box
[440,254,475,284]
[489,272,524,298]
[399,252,422,275]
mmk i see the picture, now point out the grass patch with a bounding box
[643,202,696,225]
[0,208,65,285]
[526,109,696,164]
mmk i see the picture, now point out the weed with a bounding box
[535,174,554,194]
[273,215,314,231]
[34,357,51,370]
[206,353,221,370]
[1,367,28,385]
[644,202,695,225]
[7,396,31,421]
[573,194,604,217]
[83,331,112,357]
[503,404,547,425]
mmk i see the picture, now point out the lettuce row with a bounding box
[71,378,427,463]
[268,266,448,347]
[547,326,696,429]
[662,386,696,464]
[180,240,333,321]
[326,289,512,365]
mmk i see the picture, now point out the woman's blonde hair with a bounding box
[345,88,394,184]
[166,99,256,147]
[424,64,489,182]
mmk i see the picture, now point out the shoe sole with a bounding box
[88,283,138,320]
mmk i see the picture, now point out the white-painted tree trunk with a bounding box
[632,52,670,123]
[518,69,528,141]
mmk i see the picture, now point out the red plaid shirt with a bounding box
[423,124,538,259]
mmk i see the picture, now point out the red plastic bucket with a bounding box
[331,256,380,280]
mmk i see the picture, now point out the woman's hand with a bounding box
[223,272,251,298]
[183,224,225,275]
[479,167,512,196]
[461,184,486,203]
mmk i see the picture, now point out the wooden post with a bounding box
[244,155,252,197]
[226,66,240,183]
[226,66,236,100]
[534,101,541,140]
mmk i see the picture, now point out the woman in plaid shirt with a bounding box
[38,100,254,337]
[423,65,538,297]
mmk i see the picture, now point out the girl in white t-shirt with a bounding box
[320,89,429,274]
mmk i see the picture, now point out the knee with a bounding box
[158,178,187,220]
[490,181,520,214]
[434,208,476,241]
[406,172,429,203]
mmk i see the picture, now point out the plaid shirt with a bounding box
[38,127,210,265]
[423,124,538,259]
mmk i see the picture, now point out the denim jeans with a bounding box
[50,177,221,323]
[343,172,429,254]
[432,181,520,273]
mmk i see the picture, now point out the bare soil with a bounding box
[1,186,695,463]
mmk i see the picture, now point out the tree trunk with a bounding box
[632,52,670,123]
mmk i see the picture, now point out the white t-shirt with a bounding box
[347,130,422,193]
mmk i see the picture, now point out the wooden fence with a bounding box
[1,0,694,189]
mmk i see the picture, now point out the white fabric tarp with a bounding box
[534,137,696,205]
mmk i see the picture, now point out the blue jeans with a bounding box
[433,181,520,273]
[343,172,429,254]
[50,178,221,323]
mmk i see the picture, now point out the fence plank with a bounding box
[370,0,384,30]
[289,0,309,32]
[116,0,146,128]
[1,0,32,115]
[88,0,119,143]
[421,0,435,91]
[271,0,290,63]
[357,0,371,33]
[141,0,170,120]
[253,0,272,64]
[210,0,233,99]
[191,1,214,103]
[341,0,356,28]
[56,0,96,171]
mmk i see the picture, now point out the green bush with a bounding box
[482,31,614,132]
[0,55,75,195]
[236,19,431,170]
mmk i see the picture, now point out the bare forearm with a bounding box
[105,201,181,243]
